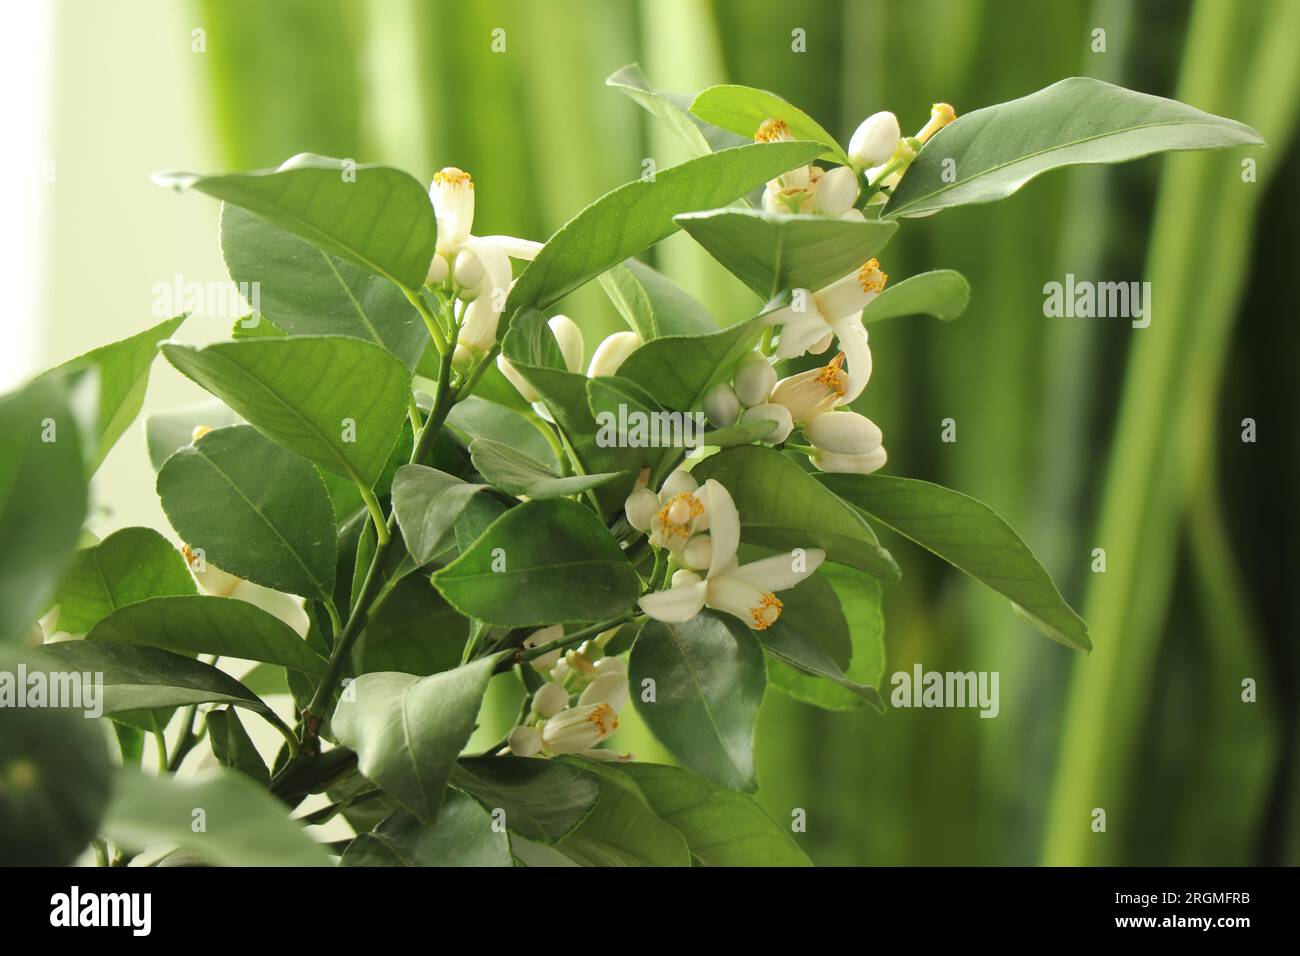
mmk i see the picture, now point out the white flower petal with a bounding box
[833,316,873,403]
[638,580,708,623]
[728,548,826,591]
[700,479,740,578]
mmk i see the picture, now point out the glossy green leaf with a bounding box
[0,376,88,644]
[103,766,331,866]
[445,396,556,466]
[675,209,898,299]
[390,465,491,565]
[221,205,430,371]
[700,418,779,447]
[606,63,746,155]
[504,141,824,317]
[693,446,901,581]
[453,756,600,843]
[760,613,883,712]
[630,612,766,792]
[860,269,970,324]
[820,474,1090,650]
[0,689,111,865]
[44,316,185,471]
[690,83,851,164]
[25,641,270,714]
[469,438,624,500]
[598,258,717,340]
[155,153,436,289]
[340,791,512,866]
[433,498,640,626]
[162,336,410,488]
[357,576,468,676]
[332,656,500,824]
[50,527,196,635]
[145,398,242,471]
[87,595,325,675]
[616,762,811,866]
[157,425,337,601]
[884,77,1264,218]
[206,707,270,786]
[617,316,762,412]
[553,760,691,866]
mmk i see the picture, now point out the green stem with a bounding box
[152,730,168,771]
[357,483,391,546]
[403,285,449,354]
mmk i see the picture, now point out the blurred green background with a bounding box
[36,0,1298,865]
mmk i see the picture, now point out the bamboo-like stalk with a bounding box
[1043,0,1300,865]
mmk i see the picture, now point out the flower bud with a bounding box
[733,352,777,407]
[542,703,619,754]
[810,444,888,475]
[814,165,861,217]
[496,355,539,403]
[593,656,625,677]
[740,402,794,444]
[702,382,741,428]
[531,681,570,719]
[426,252,449,287]
[805,410,883,455]
[548,315,585,374]
[524,624,564,672]
[671,568,702,589]
[682,534,713,571]
[506,725,543,757]
[587,330,642,377]
[624,487,660,532]
[848,111,901,168]
[452,248,484,295]
[579,672,629,712]
[430,167,475,256]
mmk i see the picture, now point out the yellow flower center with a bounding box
[755,118,792,143]
[750,593,783,630]
[857,258,887,294]
[657,492,704,538]
[433,166,473,189]
[812,353,848,398]
[586,703,618,736]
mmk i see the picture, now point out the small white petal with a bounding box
[480,234,543,260]
[548,315,585,374]
[700,480,740,579]
[579,672,629,713]
[426,253,449,286]
[542,703,619,753]
[775,308,834,359]
[833,316,873,403]
[496,355,540,403]
[682,534,713,571]
[593,656,626,676]
[706,573,782,630]
[587,330,642,377]
[638,579,708,622]
[702,382,741,428]
[811,445,888,474]
[506,725,543,757]
[624,487,660,532]
[532,681,570,719]
[739,403,794,444]
[660,469,698,499]
[728,549,826,591]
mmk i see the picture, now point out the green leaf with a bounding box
[469,438,624,499]
[760,613,883,712]
[820,474,1090,651]
[221,204,431,372]
[25,641,270,714]
[768,564,887,712]
[432,498,640,627]
[860,269,970,324]
[155,153,436,289]
[617,316,763,412]
[0,376,88,644]
[452,756,600,844]
[446,396,557,466]
[606,63,745,156]
[157,425,337,602]
[162,336,410,488]
[598,258,717,340]
[390,465,491,565]
[616,762,811,866]
[50,527,197,635]
[700,418,779,448]
[103,766,331,866]
[675,209,898,300]
[552,760,691,866]
[693,446,901,581]
[331,656,500,824]
[690,83,851,164]
[44,316,185,471]
[87,595,326,675]
[884,77,1264,218]
[0,687,111,865]
[357,576,468,676]
[340,791,512,866]
[206,708,270,786]
[504,141,825,316]
[629,612,766,792]
[145,398,242,471]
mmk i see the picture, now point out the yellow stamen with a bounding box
[755,118,792,143]
[433,166,474,189]
[917,103,957,144]
[586,703,618,735]
[857,258,887,294]
[181,544,200,569]
[812,354,848,397]
[657,492,704,538]
[750,593,783,630]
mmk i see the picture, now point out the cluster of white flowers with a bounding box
[502,625,631,760]
[625,469,822,631]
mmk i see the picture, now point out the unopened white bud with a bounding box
[732,352,777,407]
[531,681,570,719]
[740,403,794,444]
[587,330,642,377]
[624,487,660,532]
[815,165,861,217]
[548,315,585,373]
[496,355,539,403]
[702,382,741,428]
[682,534,713,571]
[506,724,542,757]
[452,248,484,295]
[805,410,883,455]
[848,111,901,168]
[810,444,888,475]
[426,252,449,287]
[670,569,702,589]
